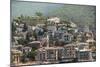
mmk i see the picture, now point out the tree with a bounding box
[35,12,43,17]
[12,22,16,36]
[17,38,28,45]
[27,48,37,61]
[35,12,47,24]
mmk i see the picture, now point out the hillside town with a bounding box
[11,15,96,66]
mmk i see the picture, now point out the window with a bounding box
[42,53,45,60]
[80,52,89,59]
[89,42,93,44]
[47,50,56,59]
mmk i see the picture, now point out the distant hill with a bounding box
[47,4,96,27]
[11,0,96,27]
[11,0,63,18]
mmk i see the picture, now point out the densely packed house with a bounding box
[11,16,96,65]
